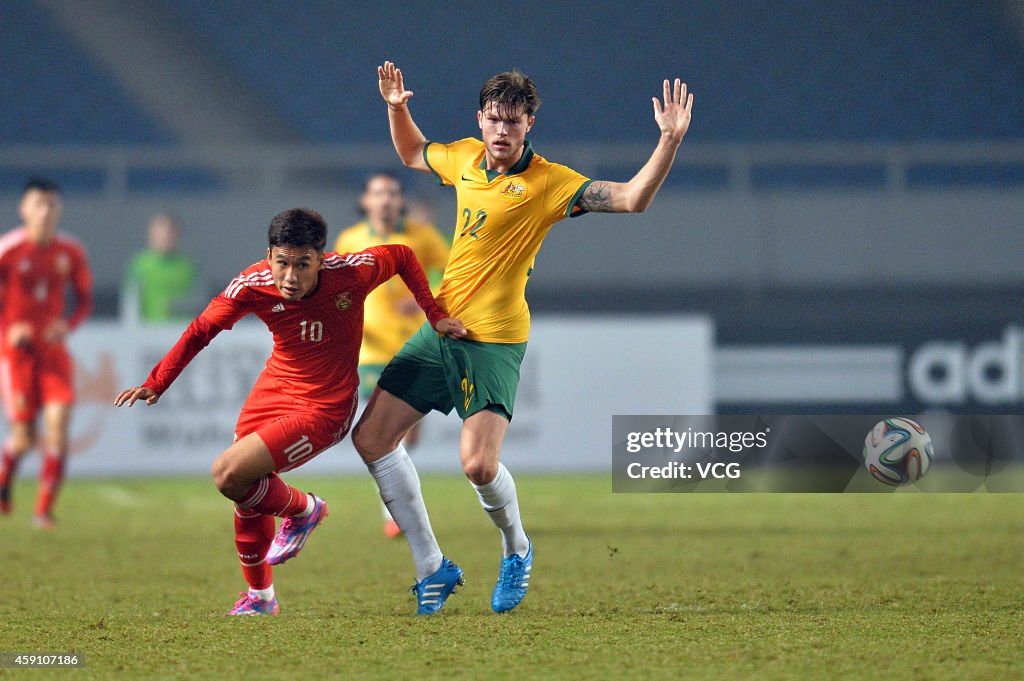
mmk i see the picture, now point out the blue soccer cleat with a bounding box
[266,494,329,566]
[491,541,533,613]
[226,591,280,616]
[411,557,464,615]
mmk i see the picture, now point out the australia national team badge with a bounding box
[499,180,527,203]
[335,291,352,311]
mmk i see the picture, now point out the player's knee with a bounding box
[9,426,34,450]
[402,424,421,449]
[211,458,245,499]
[44,435,68,456]
[351,422,372,460]
[463,457,498,486]
[352,421,395,462]
[210,459,228,492]
[5,441,29,459]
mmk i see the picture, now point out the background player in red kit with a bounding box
[0,178,93,528]
[115,208,465,615]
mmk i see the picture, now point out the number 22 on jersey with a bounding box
[460,208,487,240]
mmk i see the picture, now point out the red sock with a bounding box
[0,446,20,489]
[236,473,309,518]
[0,446,20,511]
[35,453,66,518]
[234,506,275,590]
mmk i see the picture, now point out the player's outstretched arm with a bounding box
[114,385,160,407]
[114,312,232,409]
[378,61,430,172]
[577,78,694,214]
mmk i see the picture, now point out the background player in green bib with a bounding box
[353,61,694,614]
[122,214,202,323]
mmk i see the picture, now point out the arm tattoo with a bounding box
[577,181,614,213]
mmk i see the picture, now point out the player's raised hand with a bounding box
[114,385,160,407]
[435,317,468,340]
[652,78,694,144]
[378,61,413,110]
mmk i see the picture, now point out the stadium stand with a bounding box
[158,0,1024,142]
[0,0,1022,332]
[0,0,173,146]
[4,1,1022,145]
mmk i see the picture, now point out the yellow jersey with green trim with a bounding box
[423,138,591,343]
[334,219,449,364]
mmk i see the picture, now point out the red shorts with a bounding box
[234,374,357,473]
[0,345,75,423]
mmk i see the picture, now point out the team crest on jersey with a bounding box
[55,253,71,276]
[335,292,353,310]
[499,180,527,202]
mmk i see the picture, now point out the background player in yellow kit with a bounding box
[335,172,449,538]
[353,62,693,615]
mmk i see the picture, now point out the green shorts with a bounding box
[377,322,527,421]
[358,364,387,399]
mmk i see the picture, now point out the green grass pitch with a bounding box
[0,475,1020,680]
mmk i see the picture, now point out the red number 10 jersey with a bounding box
[143,245,445,417]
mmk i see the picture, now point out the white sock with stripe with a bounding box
[294,493,314,518]
[249,585,274,602]
[366,445,442,580]
[472,463,529,558]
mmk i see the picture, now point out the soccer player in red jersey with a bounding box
[0,178,93,528]
[114,208,465,616]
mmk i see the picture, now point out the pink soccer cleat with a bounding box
[265,494,329,566]
[226,592,279,616]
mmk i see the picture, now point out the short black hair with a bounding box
[23,177,62,195]
[479,68,541,118]
[268,208,327,252]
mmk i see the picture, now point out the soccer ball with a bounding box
[862,418,934,486]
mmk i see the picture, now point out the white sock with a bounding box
[249,585,275,601]
[367,445,442,580]
[293,493,315,518]
[472,463,529,558]
[381,500,394,523]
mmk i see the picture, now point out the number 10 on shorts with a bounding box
[285,435,314,465]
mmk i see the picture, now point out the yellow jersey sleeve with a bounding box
[544,162,593,221]
[423,138,482,186]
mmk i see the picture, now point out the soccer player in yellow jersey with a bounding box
[353,61,694,615]
[335,172,449,538]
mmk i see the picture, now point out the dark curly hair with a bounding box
[479,68,541,118]
[267,208,327,252]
